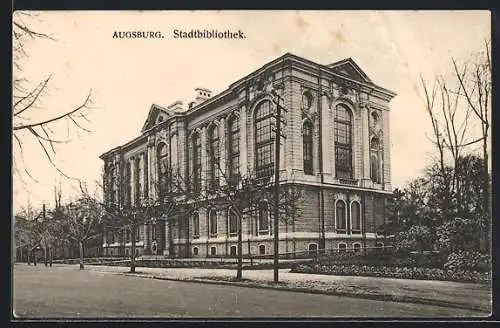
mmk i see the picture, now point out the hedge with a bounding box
[290,263,490,283]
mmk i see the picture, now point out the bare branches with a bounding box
[13,13,95,186]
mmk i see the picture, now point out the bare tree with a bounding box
[451,41,491,219]
[13,12,93,184]
[14,203,44,266]
[419,41,491,252]
[183,140,303,280]
[59,196,103,269]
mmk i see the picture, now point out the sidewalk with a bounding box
[53,264,492,313]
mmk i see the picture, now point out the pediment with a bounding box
[327,58,372,84]
[141,104,171,133]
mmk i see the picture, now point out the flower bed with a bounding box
[290,263,490,283]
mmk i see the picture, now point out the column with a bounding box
[382,109,392,190]
[200,126,207,190]
[147,138,154,200]
[141,153,146,202]
[321,94,332,175]
[219,117,227,186]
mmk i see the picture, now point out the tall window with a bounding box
[258,201,270,233]
[209,209,217,237]
[157,143,169,197]
[370,138,381,183]
[193,212,200,238]
[192,132,202,193]
[351,201,361,234]
[143,153,149,199]
[255,100,275,178]
[228,208,238,236]
[228,115,240,185]
[335,104,353,179]
[135,157,141,205]
[207,125,220,189]
[125,162,131,206]
[108,166,115,205]
[336,200,347,234]
[303,120,314,175]
[370,111,379,130]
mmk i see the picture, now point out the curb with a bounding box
[101,270,489,314]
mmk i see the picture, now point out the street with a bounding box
[13,264,487,318]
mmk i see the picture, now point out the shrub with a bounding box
[444,250,491,272]
[290,263,490,283]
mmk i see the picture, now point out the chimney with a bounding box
[167,100,184,112]
[194,88,212,104]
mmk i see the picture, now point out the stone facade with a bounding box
[100,53,396,258]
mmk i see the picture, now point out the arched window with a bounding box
[336,200,347,234]
[209,209,218,237]
[258,201,270,233]
[207,125,220,189]
[193,212,200,238]
[303,120,314,175]
[353,243,362,253]
[338,243,347,253]
[230,245,237,257]
[335,104,353,179]
[255,100,275,178]
[210,246,217,256]
[308,243,318,256]
[370,138,381,183]
[193,247,199,255]
[228,115,240,185]
[228,208,238,236]
[192,132,202,193]
[351,201,361,234]
[157,143,169,197]
[259,244,266,255]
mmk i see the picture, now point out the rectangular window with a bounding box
[209,210,218,237]
[303,121,314,175]
[335,147,352,179]
[193,215,200,238]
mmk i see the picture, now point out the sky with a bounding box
[12,10,491,213]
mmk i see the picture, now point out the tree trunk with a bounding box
[79,241,84,270]
[44,246,48,266]
[27,249,31,265]
[236,214,243,281]
[130,227,136,273]
[33,249,37,266]
[49,247,53,267]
